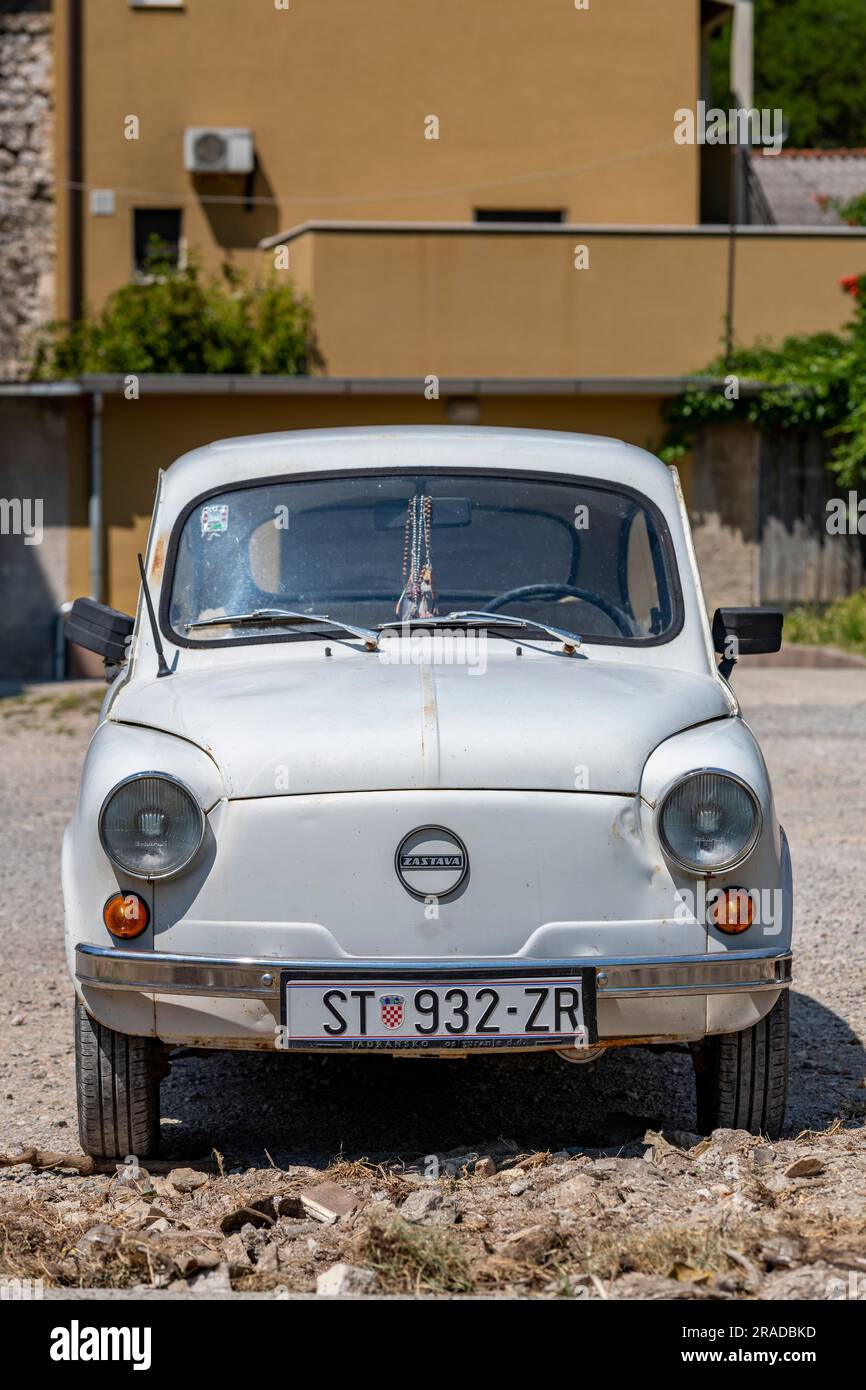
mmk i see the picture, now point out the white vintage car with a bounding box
[64,427,790,1158]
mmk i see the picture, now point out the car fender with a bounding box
[638,715,790,957]
[63,720,225,988]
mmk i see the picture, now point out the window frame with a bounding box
[132,207,185,280]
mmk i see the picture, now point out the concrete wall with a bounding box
[289,226,866,379]
[0,394,83,679]
[0,387,672,663]
[689,422,760,616]
[3,387,862,678]
[94,389,671,617]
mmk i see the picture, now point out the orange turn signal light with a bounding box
[709,887,754,935]
[103,892,150,939]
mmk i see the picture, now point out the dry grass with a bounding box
[354,1215,475,1295]
[326,1156,414,1204]
[568,1220,755,1283]
[4,1132,865,1295]
[795,1117,845,1144]
[0,684,104,734]
[0,1196,165,1289]
[562,1209,866,1288]
[51,689,104,717]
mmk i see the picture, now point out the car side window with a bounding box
[625,508,664,633]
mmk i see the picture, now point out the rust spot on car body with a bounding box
[150,533,168,581]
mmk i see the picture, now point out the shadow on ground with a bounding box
[157,991,864,1167]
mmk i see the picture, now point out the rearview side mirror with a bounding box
[67,598,134,665]
[712,607,783,676]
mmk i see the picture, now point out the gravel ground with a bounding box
[0,667,864,1298]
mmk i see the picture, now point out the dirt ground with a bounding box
[1,669,864,1299]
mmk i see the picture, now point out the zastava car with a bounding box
[64,427,790,1157]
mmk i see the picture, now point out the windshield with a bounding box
[166,472,679,645]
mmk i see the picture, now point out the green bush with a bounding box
[30,252,320,378]
[661,275,866,485]
[784,590,866,655]
[708,0,866,149]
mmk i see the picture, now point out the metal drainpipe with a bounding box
[731,1,754,111]
[67,0,83,323]
[89,390,103,602]
[54,601,72,680]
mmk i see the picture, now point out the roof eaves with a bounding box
[259,218,866,247]
[51,374,781,398]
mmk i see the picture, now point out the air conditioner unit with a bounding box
[183,127,254,175]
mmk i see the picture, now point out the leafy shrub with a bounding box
[708,0,866,150]
[661,275,866,485]
[30,252,320,378]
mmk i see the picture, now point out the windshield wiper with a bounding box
[449,611,582,653]
[185,609,379,649]
[379,611,582,654]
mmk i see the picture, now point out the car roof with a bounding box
[159,426,677,514]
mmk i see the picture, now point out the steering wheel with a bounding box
[483,583,637,638]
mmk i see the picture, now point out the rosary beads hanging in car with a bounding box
[396,494,437,620]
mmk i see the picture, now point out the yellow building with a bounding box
[56,0,705,313]
[53,0,866,374]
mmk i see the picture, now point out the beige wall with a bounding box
[52,2,866,384]
[54,0,700,312]
[83,391,671,615]
[296,228,866,377]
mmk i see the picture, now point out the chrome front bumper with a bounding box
[75,944,792,1001]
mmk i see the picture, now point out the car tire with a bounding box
[692,990,789,1140]
[75,999,163,1159]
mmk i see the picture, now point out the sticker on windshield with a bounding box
[201,504,229,537]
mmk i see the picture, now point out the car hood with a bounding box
[110,649,733,798]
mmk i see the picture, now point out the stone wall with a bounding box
[0,0,54,380]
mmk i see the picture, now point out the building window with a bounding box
[474,209,565,224]
[133,209,183,275]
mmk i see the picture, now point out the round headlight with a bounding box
[99,774,205,880]
[658,770,761,873]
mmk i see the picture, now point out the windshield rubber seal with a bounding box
[158,466,685,652]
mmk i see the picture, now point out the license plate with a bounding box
[280,970,596,1051]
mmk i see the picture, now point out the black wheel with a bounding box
[692,990,789,1139]
[75,999,164,1159]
